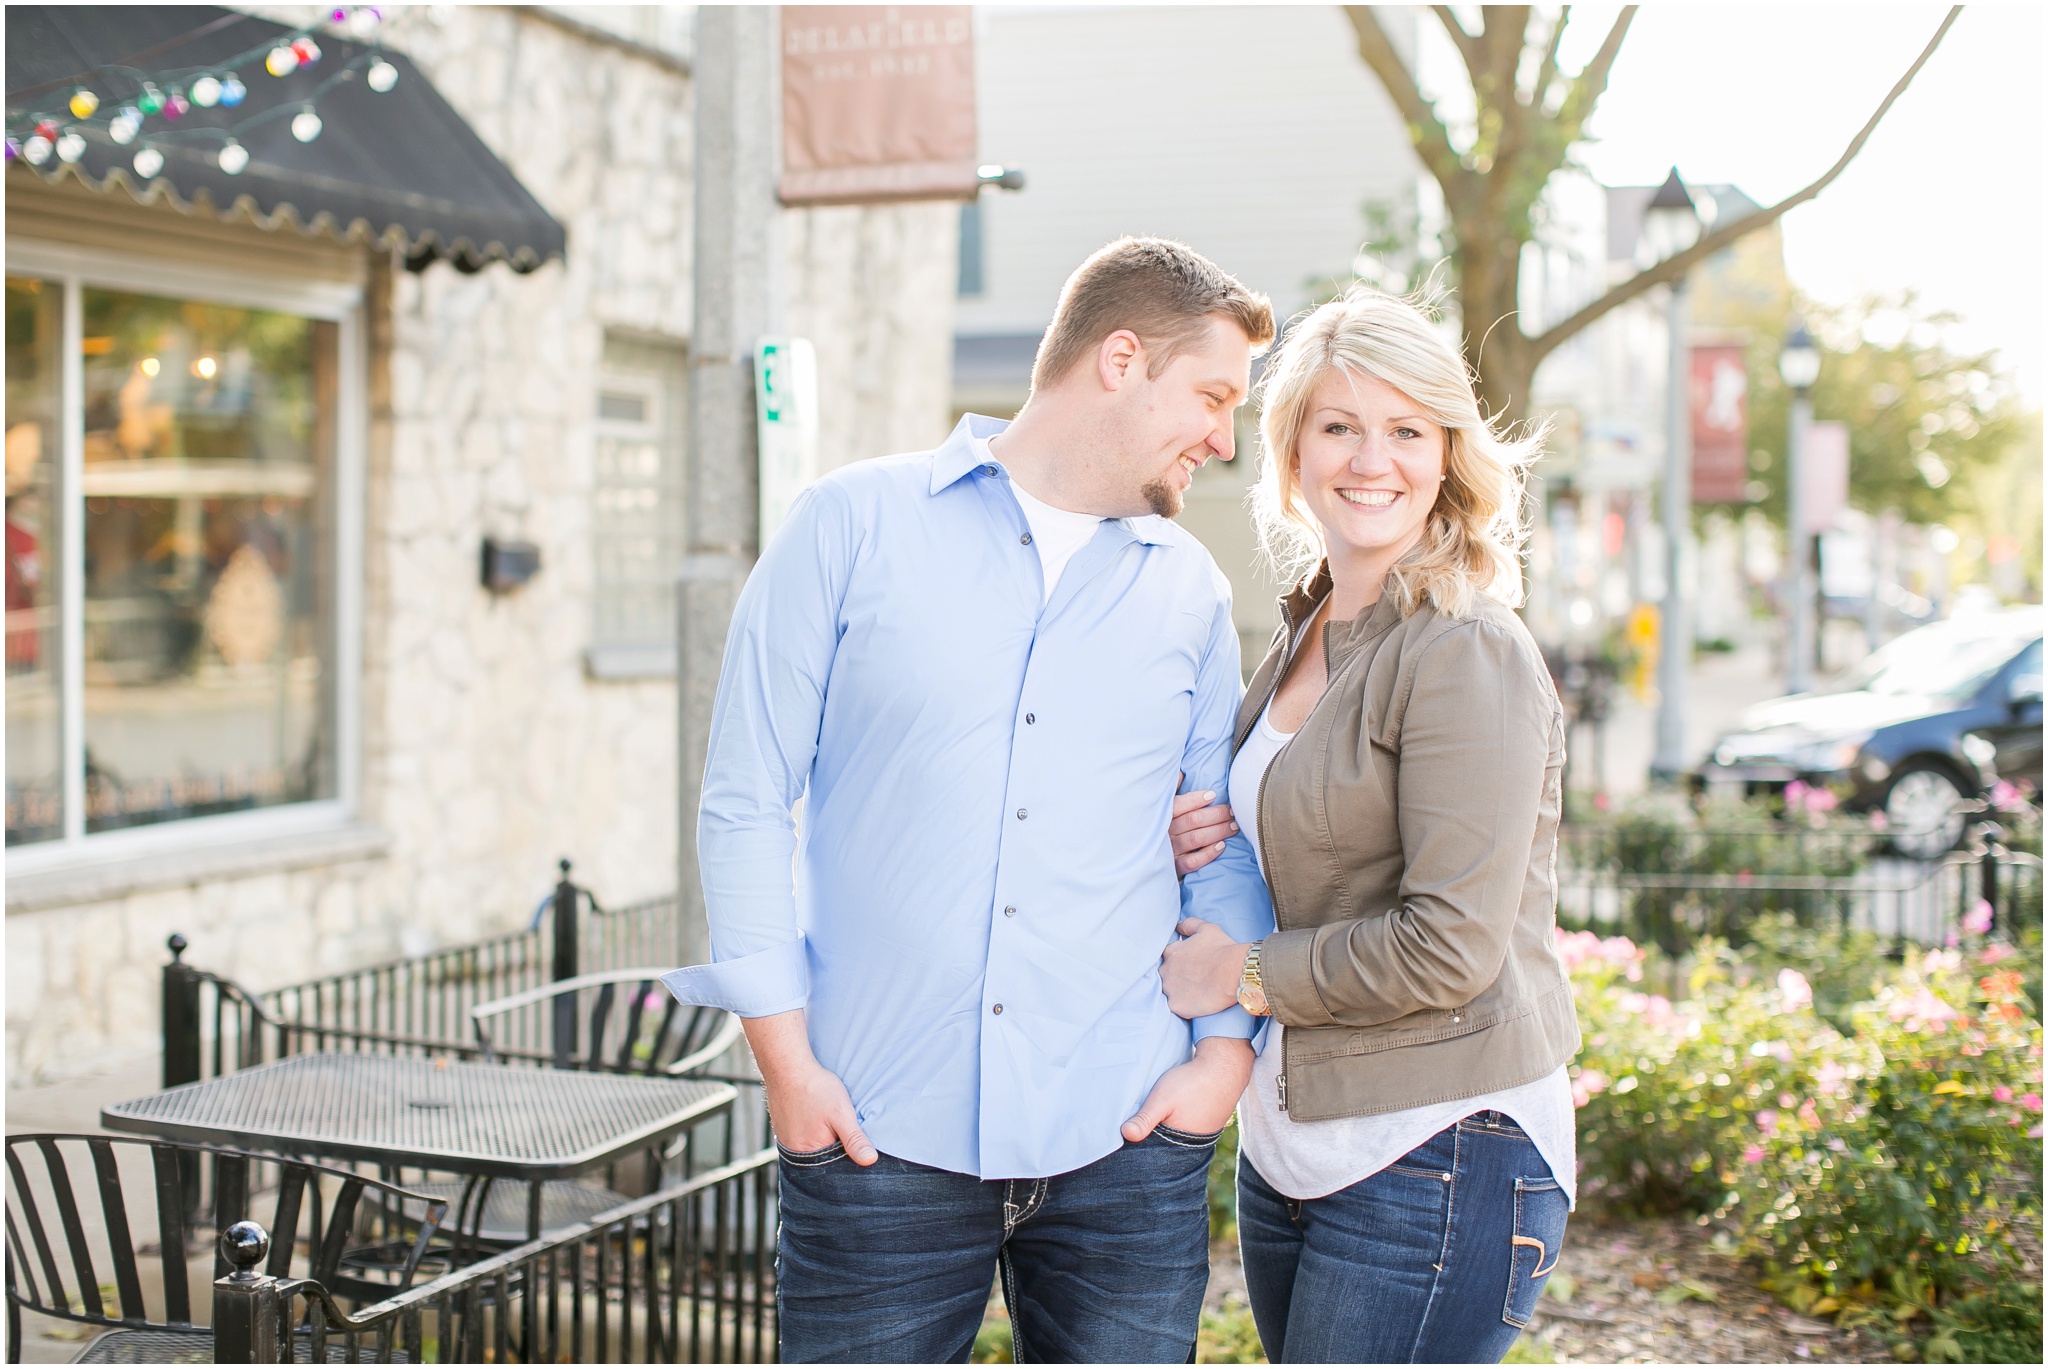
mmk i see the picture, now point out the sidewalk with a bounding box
[1586,640,1827,798]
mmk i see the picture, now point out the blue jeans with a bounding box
[774,1125,1217,1363]
[1237,1111,1569,1364]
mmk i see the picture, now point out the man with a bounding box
[663,237,1274,1362]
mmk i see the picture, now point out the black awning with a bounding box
[5,5,565,272]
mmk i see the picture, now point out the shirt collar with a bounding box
[932,412,1172,548]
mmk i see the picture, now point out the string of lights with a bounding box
[5,6,398,179]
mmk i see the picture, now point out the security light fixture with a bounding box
[1779,320,1822,391]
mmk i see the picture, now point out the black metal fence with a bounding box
[162,861,688,1089]
[1556,826,2042,956]
[212,1149,778,1364]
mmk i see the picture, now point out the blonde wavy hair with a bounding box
[1252,285,1542,619]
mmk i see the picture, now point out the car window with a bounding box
[1852,625,2040,701]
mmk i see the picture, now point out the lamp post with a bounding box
[1643,168,1701,783]
[1778,320,1822,694]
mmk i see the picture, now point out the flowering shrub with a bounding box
[1566,925,2043,1341]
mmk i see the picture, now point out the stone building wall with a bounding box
[5,6,957,1084]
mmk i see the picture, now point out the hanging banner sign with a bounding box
[1802,420,1850,535]
[756,337,821,550]
[780,5,979,206]
[1688,343,1749,503]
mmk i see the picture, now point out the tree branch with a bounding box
[1558,5,1636,127]
[1345,6,1465,189]
[1431,5,1485,72]
[1533,6,1569,108]
[1527,4,1961,366]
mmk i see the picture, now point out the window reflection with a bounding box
[80,288,335,833]
[5,276,63,845]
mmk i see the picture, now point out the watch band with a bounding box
[1237,941,1272,1017]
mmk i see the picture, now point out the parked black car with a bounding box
[1699,609,2043,858]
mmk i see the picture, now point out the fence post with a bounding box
[212,1221,284,1363]
[1981,826,2002,936]
[163,934,201,1089]
[552,858,580,1068]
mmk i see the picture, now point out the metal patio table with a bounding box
[102,1053,736,1244]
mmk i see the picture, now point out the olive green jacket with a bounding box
[1240,566,1581,1122]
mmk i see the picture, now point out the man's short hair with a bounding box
[1031,237,1276,391]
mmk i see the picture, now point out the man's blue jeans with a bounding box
[1237,1111,1569,1364]
[774,1125,1218,1363]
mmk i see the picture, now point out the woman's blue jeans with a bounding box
[775,1124,1217,1363]
[1237,1110,1569,1364]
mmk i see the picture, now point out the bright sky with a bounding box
[1555,2,2044,401]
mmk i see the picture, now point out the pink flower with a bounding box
[1990,780,2022,809]
[1961,900,1994,936]
[1978,943,2014,966]
[1922,950,1962,975]
[1777,968,1813,1010]
[1742,1144,1766,1164]
[1826,1137,1847,1153]
[1815,1061,1849,1098]
[1993,1086,2013,1103]
[2023,1094,2043,1113]
[1868,810,1888,831]
[1798,1099,1822,1129]
[1756,1109,1781,1137]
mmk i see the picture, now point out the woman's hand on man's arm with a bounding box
[1160,916,1250,1018]
[1170,786,1237,877]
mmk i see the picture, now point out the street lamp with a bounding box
[1645,168,1700,783]
[1779,320,1822,693]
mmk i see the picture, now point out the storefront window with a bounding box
[5,277,63,845]
[4,273,339,846]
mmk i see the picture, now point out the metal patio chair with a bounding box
[4,1134,446,1364]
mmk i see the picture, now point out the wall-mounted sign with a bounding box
[1689,343,1749,503]
[780,5,978,206]
[756,337,821,549]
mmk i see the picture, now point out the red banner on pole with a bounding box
[1689,343,1749,503]
[780,6,979,207]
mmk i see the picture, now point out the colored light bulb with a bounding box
[22,134,52,166]
[69,89,100,119]
[33,119,59,141]
[291,108,323,143]
[217,140,249,175]
[192,76,222,107]
[4,138,19,162]
[367,59,398,93]
[164,92,190,121]
[291,37,322,65]
[220,76,247,107]
[109,108,142,144]
[56,132,86,163]
[132,146,163,178]
[267,46,299,77]
[347,7,384,40]
[137,84,165,114]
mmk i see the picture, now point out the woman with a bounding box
[1161,286,1580,1363]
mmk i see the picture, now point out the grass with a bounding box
[969,1303,1269,1363]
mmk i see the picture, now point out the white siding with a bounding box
[961,4,1424,335]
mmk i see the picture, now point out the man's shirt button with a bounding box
[1020,533,1033,545]
[1016,808,1027,820]
[983,465,998,476]
[1003,905,1016,917]
[992,1004,1004,1015]
[1025,713,1035,724]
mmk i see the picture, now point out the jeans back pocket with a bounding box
[1502,1176,1567,1328]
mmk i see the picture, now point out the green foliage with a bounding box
[1196,1306,1266,1364]
[1741,295,2037,534]
[1565,925,2044,1359]
[970,1317,1013,1363]
[1208,1118,1240,1242]
[1922,1281,2043,1363]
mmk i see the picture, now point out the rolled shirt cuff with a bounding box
[1192,1003,1260,1043]
[661,934,809,1018]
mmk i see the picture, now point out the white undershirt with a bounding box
[1004,474,1105,606]
[1229,631,1578,1205]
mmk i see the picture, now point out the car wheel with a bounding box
[1884,763,1971,859]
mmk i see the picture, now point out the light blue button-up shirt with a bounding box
[663,414,1273,1180]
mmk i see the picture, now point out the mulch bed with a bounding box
[1203,1210,1902,1364]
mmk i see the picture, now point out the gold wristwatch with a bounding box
[1237,941,1271,1017]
